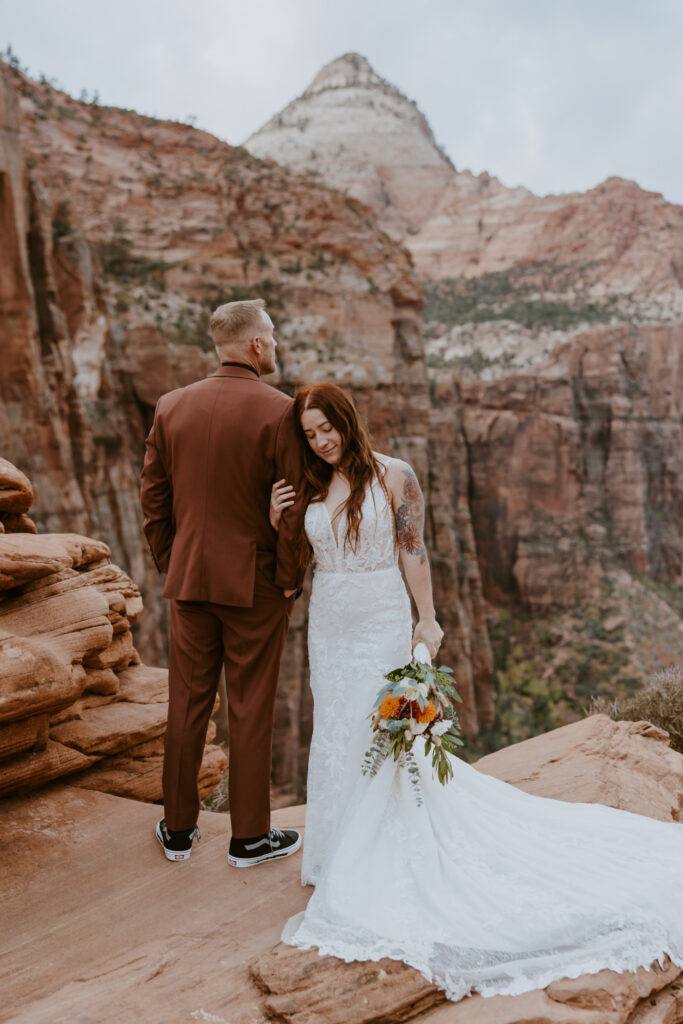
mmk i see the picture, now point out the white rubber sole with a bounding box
[156,821,193,862]
[228,832,302,868]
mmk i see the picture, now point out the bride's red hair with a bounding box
[294,383,388,567]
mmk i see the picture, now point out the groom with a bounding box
[140,298,306,866]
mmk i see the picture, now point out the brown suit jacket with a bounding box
[140,364,306,605]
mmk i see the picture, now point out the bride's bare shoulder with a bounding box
[374,451,398,475]
[373,453,416,491]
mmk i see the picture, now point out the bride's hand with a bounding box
[413,618,444,661]
[270,478,296,531]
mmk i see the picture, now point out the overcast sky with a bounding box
[2,0,682,203]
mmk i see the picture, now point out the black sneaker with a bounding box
[227,827,302,868]
[155,818,202,862]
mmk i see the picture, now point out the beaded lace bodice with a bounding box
[304,472,397,575]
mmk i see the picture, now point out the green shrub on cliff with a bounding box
[423,264,621,331]
[589,665,683,753]
[97,217,168,287]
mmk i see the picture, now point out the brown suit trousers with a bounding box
[140,365,306,835]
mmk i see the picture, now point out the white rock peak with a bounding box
[245,51,457,236]
[303,52,386,97]
[245,50,680,303]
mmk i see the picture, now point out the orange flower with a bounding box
[379,695,403,719]
[416,701,437,724]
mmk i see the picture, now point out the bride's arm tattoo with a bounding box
[395,468,427,564]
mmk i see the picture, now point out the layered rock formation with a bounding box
[254,945,682,1024]
[0,458,37,534]
[455,321,683,611]
[247,52,458,240]
[0,62,215,664]
[246,53,683,620]
[0,459,224,800]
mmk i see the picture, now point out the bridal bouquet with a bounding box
[361,643,464,803]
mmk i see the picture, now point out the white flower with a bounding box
[430,720,451,736]
[395,680,428,702]
[412,642,432,665]
[407,720,429,737]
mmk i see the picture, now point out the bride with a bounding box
[269,381,683,1002]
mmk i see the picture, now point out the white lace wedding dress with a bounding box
[281,470,683,1002]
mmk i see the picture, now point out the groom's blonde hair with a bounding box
[210,298,267,349]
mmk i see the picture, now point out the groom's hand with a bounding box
[270,478,296,531]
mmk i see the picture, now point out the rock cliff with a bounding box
[247,52,459,240]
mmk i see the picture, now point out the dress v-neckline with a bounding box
[322,498,345,549]
[321,477,378,551]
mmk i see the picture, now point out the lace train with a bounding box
[283,910,679,1002]
[287,753,683,1001]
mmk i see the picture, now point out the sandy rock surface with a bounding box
[475,713,683,822]
[1,789,308,1024]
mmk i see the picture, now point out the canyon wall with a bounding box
[450,322,683,612]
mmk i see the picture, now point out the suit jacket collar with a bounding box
[211,364,260,380]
